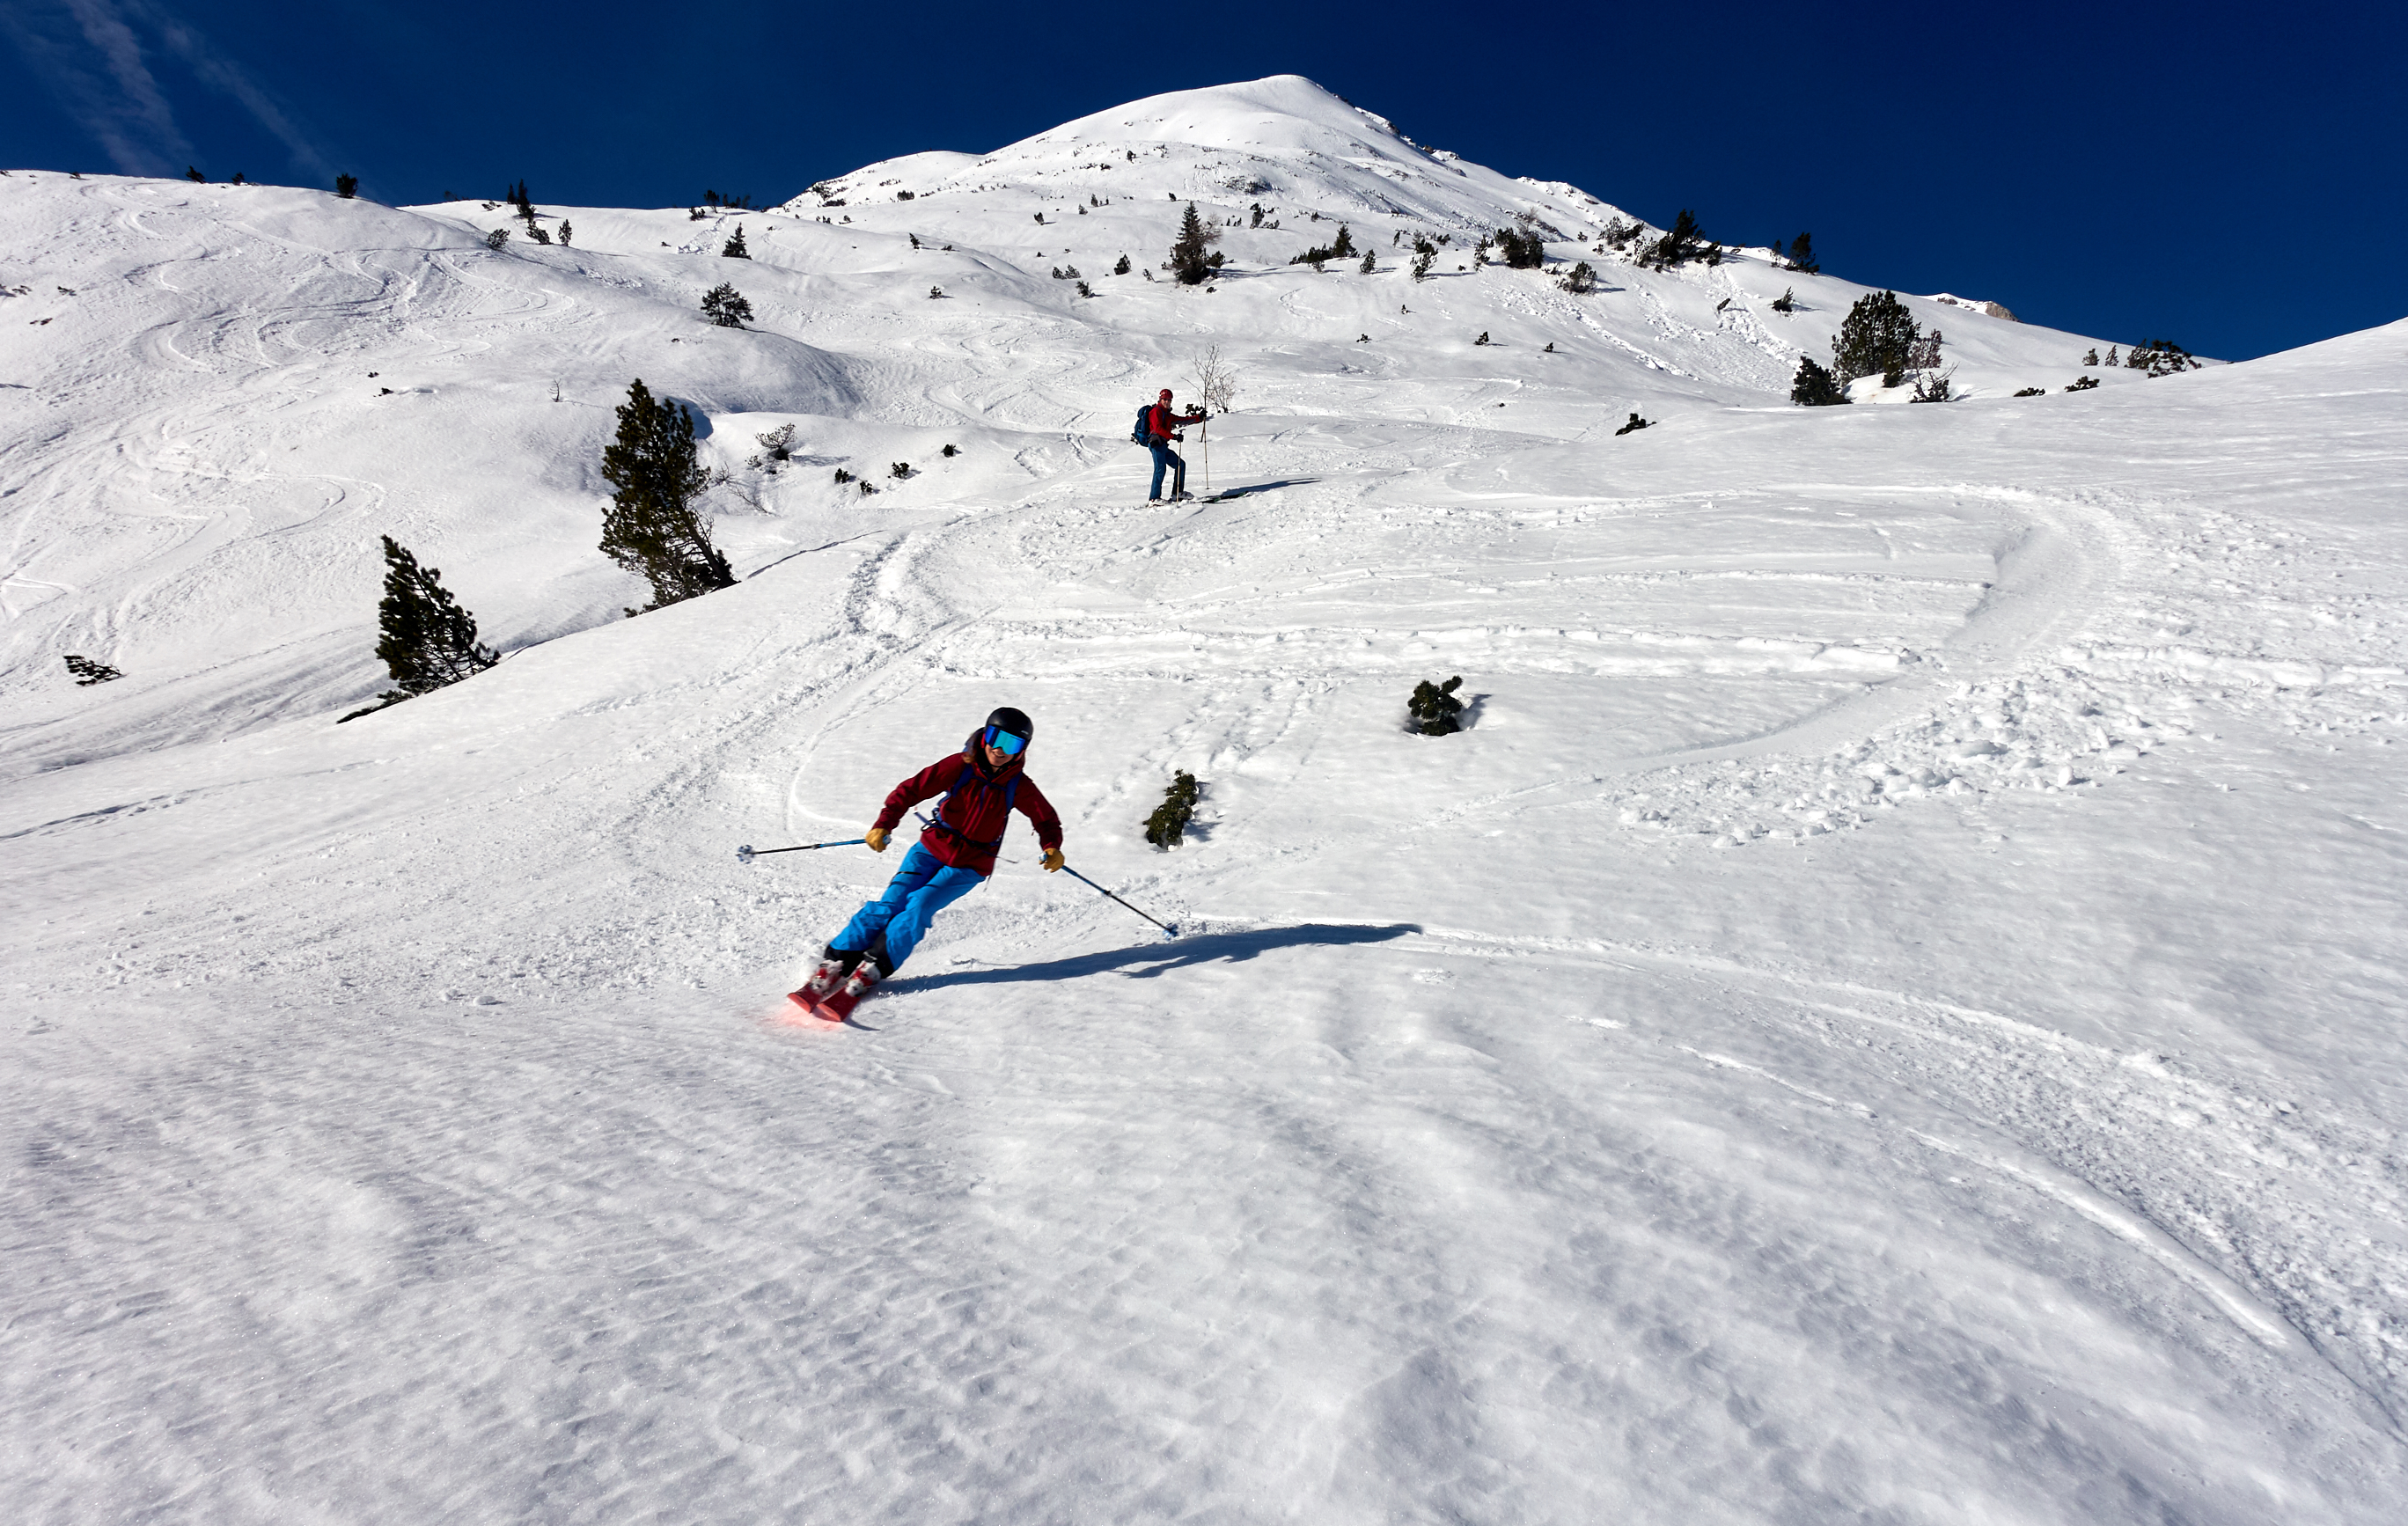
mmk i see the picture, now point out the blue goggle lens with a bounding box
[983,725,1027,755]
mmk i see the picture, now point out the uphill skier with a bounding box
[791,707,1065,1020]
[1140,388,1207,503]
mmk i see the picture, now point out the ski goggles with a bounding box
[981,725,1028,756]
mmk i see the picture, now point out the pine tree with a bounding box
[1143,771,1203,847]
[1645,209,1708,269]
[1790,356,1848,407]
[722,224,750,258]
[334,173,358,199]
[62,654,123,686]
[1331,224,1355,260]
[1360,250,1377,275]
[598,379,733,612]
[371,536,498,704]
[1407,677,1465,736]
[1171,202,1210,285]
[1782,231,1818,273]
[1411,237,1437,281]
[1832,290,1921,387]
[186,165,205,182]
[701,282,752,327]
[1113,253,1131,275]
[1558,260,1596,294]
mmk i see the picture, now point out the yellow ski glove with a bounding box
[865,826,890,853]
[1041,847,1065,873]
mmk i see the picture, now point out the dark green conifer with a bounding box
[1408,676,1465,736]
[1831,290,1921,387]
[722,224,750,258]
[1143,772,1203,847]
[701,282,752,326]
[334,173,358,199]
[1644,209,1710,268]
[371,536,499,702]
[1789,356,1848,407]
[1171,202,1210,285]
[598,379,733,612]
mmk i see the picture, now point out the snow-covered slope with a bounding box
[4,77,2405,1526]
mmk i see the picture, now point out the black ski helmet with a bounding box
[985,706,1033,745]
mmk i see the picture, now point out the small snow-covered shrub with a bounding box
[1495,225,1545,268]
[1772,287,1795,312]
[890,462,911,480]
[63,655,122,686]
[1142,772,1202,848]
[1113,253,1131,275]
[2013,386,2047,397]
[1408,677,1465,736]
[334,174,357,199]
[1615,412,1652,435]
[2064,376,2100,392]
[1558,260,1596,294]
[484,227,510,249]
[2127,339,2201,376]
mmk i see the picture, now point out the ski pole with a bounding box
[1061,865,1178,939]
[737,838,866,864]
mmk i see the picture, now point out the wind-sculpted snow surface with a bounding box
[4,77,2408,1525]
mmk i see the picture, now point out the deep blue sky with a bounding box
[4,0,2400,360]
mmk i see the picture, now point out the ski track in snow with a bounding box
[5,75,2408,1524]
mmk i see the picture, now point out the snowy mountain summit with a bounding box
[795,74,1622,241]
[4,74,2407,1526]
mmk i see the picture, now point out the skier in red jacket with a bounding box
[1142,388,1207,502]
[792,706,1065,1018]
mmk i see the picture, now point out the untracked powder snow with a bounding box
[3,74,2404,1526]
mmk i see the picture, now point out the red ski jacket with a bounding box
[874,739,1063,877]
[1144,403,1204,444]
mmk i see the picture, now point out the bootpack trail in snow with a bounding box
[4,72,2407,1526]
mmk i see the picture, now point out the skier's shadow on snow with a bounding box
[896,922,1420,991]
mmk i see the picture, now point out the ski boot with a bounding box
[788,949,862,1014]
[814,961,884,1022]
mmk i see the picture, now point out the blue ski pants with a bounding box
[1148,441,1186,499]
[833,843,985,971]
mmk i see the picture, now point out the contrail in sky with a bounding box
[2,0,341,181]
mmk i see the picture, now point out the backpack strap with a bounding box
[929,763,1019,854]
